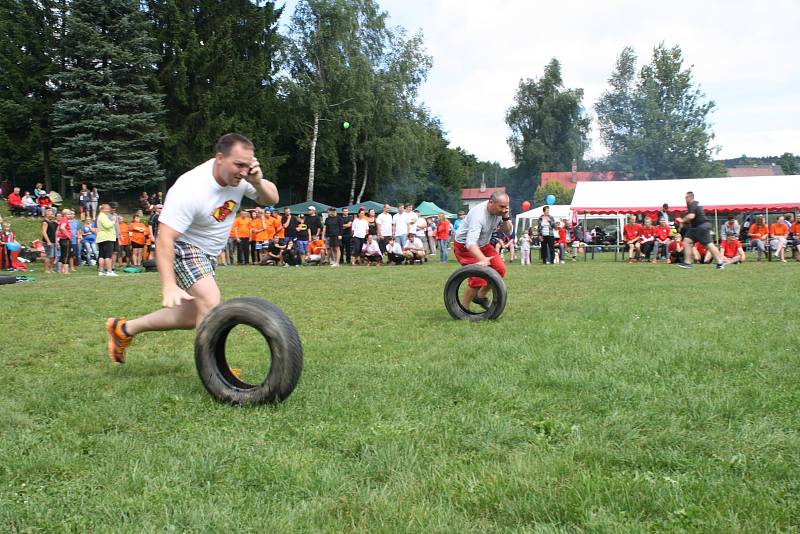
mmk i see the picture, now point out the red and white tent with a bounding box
[571,175,800,215]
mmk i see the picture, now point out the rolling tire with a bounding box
[194,297,303,405]
[443,264,507,321]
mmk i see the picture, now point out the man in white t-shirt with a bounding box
[350,208,369,265]
[105,133,279,364]
[403,232,426,263]
[392,203,407,248]
[375,203,393,254]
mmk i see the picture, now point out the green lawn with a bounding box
[1,207,798,531]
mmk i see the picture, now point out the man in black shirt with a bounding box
[305,206,322,240]
[295,214,310,254]
[264,238,286,266]
[322,206,343,266]
[282,207,296,244]
[676,191,724,269]
[340,207,354,265]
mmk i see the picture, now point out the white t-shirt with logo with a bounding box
[376,212,393,237]
[159,159,258,256]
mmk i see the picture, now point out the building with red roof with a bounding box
[460,186,506,211]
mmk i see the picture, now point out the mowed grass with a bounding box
[1,254,799,532]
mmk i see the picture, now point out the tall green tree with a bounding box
[146,0,283,181]
[777,152,799,175]
[505,58,590,204]
[285,0,390,201]
[596,43,720,179]
[0,0,59,189]
[53,0,165,192]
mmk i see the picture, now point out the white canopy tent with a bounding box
[570,175,800,215]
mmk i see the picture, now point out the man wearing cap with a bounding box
[322,206,343,266]
[104,133,279,364]
[305,206,322,241]
[453,192,512,309]
[294,214,310,254]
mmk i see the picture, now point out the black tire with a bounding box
[194,297,303,405]
[444,264,507,321]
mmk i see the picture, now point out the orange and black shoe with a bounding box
[106,317,133,364]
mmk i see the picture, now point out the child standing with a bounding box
[519,233,531,265]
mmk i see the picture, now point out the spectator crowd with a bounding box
[3,184,799,273]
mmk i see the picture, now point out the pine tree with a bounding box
[146,0,283,180]
[53,0,164,192]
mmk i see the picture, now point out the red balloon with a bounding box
[521,200,531,211]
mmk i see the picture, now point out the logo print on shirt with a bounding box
[211,200,237,222]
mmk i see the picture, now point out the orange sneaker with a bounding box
[106,317,133,364]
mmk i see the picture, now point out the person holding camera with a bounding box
[105,133,278,364]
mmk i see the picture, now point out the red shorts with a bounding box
[454,242,506,288]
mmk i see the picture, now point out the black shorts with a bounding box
[98,241,115,259]
[131,243,144,249]
[327,236,340,248]
[685,224,712,246]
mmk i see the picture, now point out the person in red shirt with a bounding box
[639,217,657,263]
[668,232,685,264]
[7,187,23,215]
[654,220,672,263]
[623,215,642,263]
[769,216,788,262]
[435,213,452,263]
[721,238,745,264]
[693,241,709,264]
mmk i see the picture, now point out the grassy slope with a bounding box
[0,229,798,531]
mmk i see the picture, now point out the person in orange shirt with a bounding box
[249,208,267,263]
[306,236,326,265]
[233,211,251,264]
[272,210,285,241]
[129,214,148,266]
[117,214,131,267]
[748,216,769,261]
[790,215,800,261]
[769,216,788,262]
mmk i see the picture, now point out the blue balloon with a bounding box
[6,241,20,252]
[546,194,556,205]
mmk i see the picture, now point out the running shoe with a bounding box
[105,317,133,364]
[677,261,692,269]
[472,296,490,310]
[715,263,726,270]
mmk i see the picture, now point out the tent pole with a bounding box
[766,207,771,261]
[615,214,619,262]
[714,209,719,245]
[583,212,588,262]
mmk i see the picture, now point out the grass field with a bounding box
[1,207,799,532]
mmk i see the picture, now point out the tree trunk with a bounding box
[356,159,368,204]
[43,143,52,192]
[306,112,319,201]
[348,149,357,205]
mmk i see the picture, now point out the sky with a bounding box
[280,0,800,168]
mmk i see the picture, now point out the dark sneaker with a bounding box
[677,262,692,269]
[716,263,726,270]
[106,317,133,364]
[472,296,490,310]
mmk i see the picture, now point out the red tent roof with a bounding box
[461,187,506,200]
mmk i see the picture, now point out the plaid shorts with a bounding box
[174,241,217,290]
